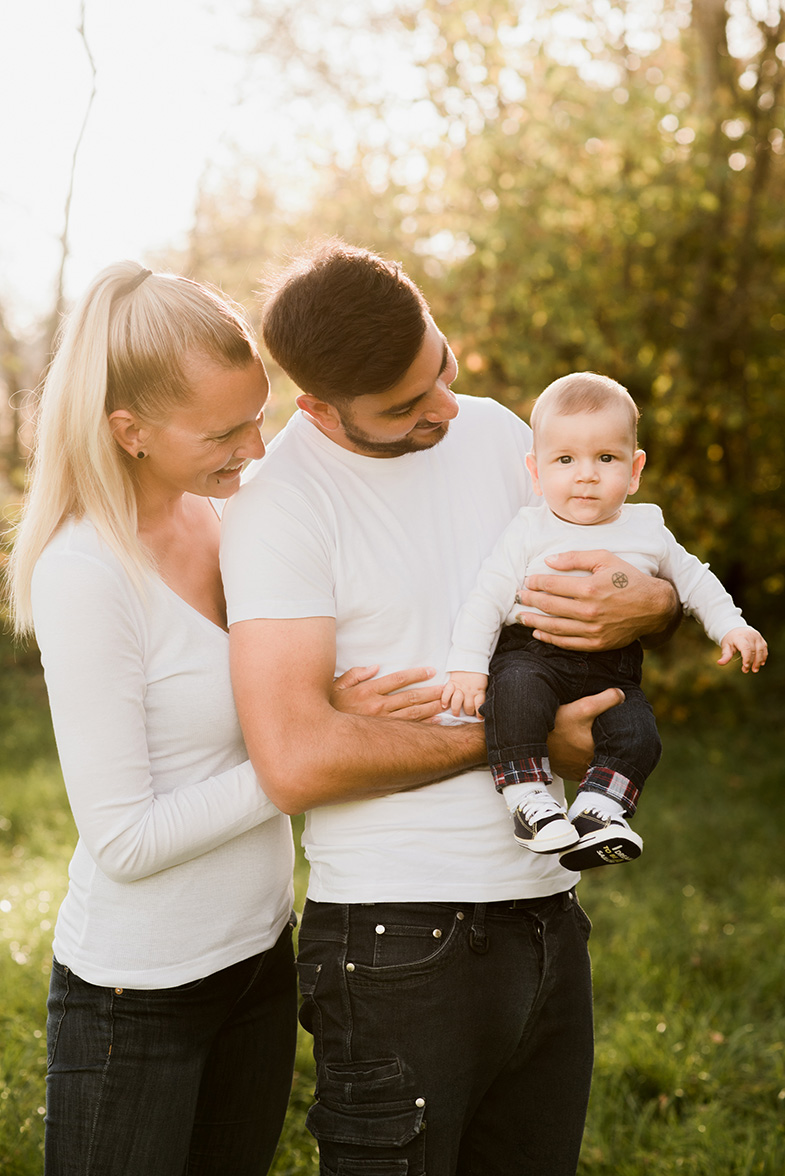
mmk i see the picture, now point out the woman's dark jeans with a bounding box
[45,919,298,1176]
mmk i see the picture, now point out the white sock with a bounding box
[570,793,626,822]
[503,781,556,814]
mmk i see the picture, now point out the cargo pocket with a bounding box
[306,1097,425,1176]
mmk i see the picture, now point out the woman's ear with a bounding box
[108,409,150,459]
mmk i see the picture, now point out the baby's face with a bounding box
[526,407,645,526]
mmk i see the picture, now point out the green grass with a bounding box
[1,640,783,1173]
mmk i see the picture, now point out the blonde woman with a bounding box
[8,262,442,1176]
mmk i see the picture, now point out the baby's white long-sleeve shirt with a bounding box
[447,503,745,675]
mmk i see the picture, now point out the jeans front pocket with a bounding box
[346,905,463,986]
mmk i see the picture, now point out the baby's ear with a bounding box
[525,452,543,496]
[629,448,646,494]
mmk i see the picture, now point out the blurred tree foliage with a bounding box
[173,0,785,642]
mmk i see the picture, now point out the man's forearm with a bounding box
[231,616,488,813]
[247,708,488,815]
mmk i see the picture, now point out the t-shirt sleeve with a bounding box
[221,475,336,623]
[31,549,279,884]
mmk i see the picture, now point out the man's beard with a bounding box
[338,413,451,458]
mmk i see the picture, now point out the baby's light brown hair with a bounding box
[530,372,639,449]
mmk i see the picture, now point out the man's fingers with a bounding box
[372,666,437,694]
[572,687,625,719]
[387,684,444,711]
[332,664,380,690]
[542,549,607,572]
[391,699,445,723]
[522,621,604,651]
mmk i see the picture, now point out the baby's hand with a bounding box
[717,627,768,673]
[441,671,489,717]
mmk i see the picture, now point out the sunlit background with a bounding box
[2,4,785,1171]
[2,0,784,624]
[1,0,445,328]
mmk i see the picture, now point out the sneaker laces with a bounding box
[519,789,566,824]
[577,806,627,828]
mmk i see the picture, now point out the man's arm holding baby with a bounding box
[230,616,615,813]
[517,550,681,650]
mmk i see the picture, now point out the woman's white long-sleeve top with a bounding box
[31,517,294,988]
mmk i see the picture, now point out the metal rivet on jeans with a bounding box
[415,1098,426,1107]
[346,962,355,972]
[375,925,386,934]
[432,928,442,938]
[114,988,123,995]
[456,911,465,921]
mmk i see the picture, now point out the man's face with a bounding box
[331,316,460,458]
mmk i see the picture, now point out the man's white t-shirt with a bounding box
[221,394,579,902]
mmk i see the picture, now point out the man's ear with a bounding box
[525,451,543,496]
[629,448,647,494]
[296,394,342,432]
[108,409,150,459]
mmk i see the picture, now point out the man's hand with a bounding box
[516,550,679,651]
[441,671,488,717]
[331,664,444,721]
[547,688,625,781]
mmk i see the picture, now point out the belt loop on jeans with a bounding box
[469,903,489,954]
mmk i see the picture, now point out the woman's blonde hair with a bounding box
[7,261,258,634]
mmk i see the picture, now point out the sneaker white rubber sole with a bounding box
[512,810,580,853]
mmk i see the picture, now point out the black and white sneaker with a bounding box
[558,808,643,871]
[512,789,580,853]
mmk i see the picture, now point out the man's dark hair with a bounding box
[261,240,430,402]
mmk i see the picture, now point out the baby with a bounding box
[443,372,767,870]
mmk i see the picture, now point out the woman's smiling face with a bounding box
[137,353,270,500]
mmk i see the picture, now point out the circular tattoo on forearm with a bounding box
[612,572,629,589]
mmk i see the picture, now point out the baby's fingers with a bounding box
[750,639,768,673]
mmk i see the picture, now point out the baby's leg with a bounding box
[484,637,581,853]
[561,686,662,870]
